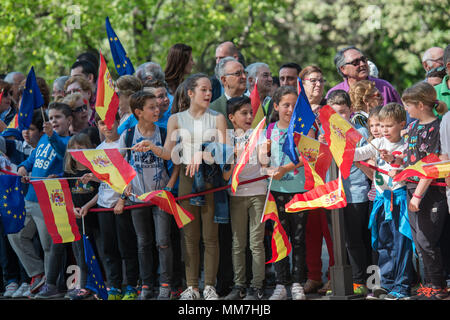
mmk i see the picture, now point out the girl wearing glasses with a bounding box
[63,93,91,135]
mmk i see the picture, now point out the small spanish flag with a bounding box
[231,117,266,194]
[294,132,332,190]
[137,190,194,228]
[6,113,19,129]
[95,52,120,130]
[69,148,136,194]
[31,179,81,244]
[262,192,291,264]
[319,105,364,179]
[394,154,450,181]
[285,178,346,213]
[250,80,265,129]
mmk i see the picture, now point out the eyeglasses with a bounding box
[225,70,245,77]
[73,104,88,113]
[259,72,272,79]
[65,88,82,95]
[344,56,368,67]
[426,57,443,63]
[304,78,326,85]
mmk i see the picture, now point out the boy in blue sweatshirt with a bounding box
[8,103,72,295]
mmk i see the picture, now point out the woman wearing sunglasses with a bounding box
[0,80,17,130]
[62,92,91,135]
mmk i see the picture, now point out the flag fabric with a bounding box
[18,67,44,131]
[0,175,26,234]
[6,113,18,129]
[231,117,266,194]
[83,234,108,300]
[250,80,265,128]
[294,132,332,190]
[393,154,450,181]
[319,104,364,179]
[105,17,135,76]
[285,178,347,213]
[137,190,194,228]
[31,179,81,244]
[261,192,291,264]
[281,78,316,165]
[95,52,120,130]
[69,148,136,195]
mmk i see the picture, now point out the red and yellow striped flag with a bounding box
[231,117,266,194]
[394,154,450,181]
[69,148,136,194]
[95,52,120,130]
[285,178,346,213]
[319,105,364,179]
[262,192,291,264]
[137,190,194,228]
[31,179,81,244]
[250,80,265,129]
[294,132,332,190]
[7,113,18,129]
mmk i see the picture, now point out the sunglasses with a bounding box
[344,56,368,67]
[73,104,88,113]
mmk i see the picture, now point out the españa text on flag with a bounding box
[31,179,80,244]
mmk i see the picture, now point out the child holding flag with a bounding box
[353,103,415,299]
[266,86,314,300]
[11,102,73,296]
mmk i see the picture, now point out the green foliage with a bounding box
[0,0,448,95]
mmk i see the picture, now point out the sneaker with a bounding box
[170,287,184,300]
[34,284,64,299]
[384,291,410,300]
[269,284,287,300]
[179,286,201,300]
[2,281,18,298]
[107,287,123,300]
[203,285,219,300]
[353,283,368,296]
[138,285,153,300]
[70,288,93,300]
[122,285,138,300]
[244,287,265,300]
[366,286,388,300]
[224,286,246,300]
[29,274,45,294]
[157,284,171,300]
[11,282,30,299]
[303,279,323,294]
[291,283,306,300]
[414,285,448,300]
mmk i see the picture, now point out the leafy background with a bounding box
[0,0,448,94]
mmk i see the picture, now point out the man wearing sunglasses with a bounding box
[326,46,402,107]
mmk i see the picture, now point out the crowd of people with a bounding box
[0,40,449,301]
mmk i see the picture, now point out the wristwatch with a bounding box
[120,192,128,200]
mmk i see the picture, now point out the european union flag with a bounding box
[18,67,44,131]
[105,17,135,76]
[282,78,316,164]
[0,175,25,234]
[83,234,108,300]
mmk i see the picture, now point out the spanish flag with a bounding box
[6,113,18,129]
[250,80,265,129]
[285,178,346,213]
[231,117,266,194]
[137,190,194,228]
[95,52,120,130]
[319,105,363,179]
[262,192,291,264]
[394,154,450,181]
[69,148,136,194]
[294,132,332,190]
[31,179,81,244]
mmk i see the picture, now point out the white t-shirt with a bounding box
[354,137,405,194]
[96,139,121,208]
[119,125,169,203]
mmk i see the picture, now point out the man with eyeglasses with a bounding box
[326,46,402,107]
[422,47,444,73]
[434,44,450,113]
[246,62,273,117]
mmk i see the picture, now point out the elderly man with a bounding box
[434,44,450,113]
[245,62,273,117]
[4,71,25,106]
[279,62,302,87]
[135,61,166,83]
[326,46,401,106]
[422,47,444,73]
[210,57,247,129]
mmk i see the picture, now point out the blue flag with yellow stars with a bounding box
[105,16,135,76]
[18,67,44,131]
[0,175,25,234]
[282,77,315,164]
[83,234,108,300]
